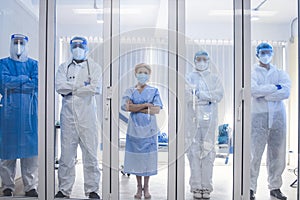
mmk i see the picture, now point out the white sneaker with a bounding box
[193,190,202,199]
[202,190,210,199]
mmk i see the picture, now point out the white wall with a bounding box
[0,0,39,60]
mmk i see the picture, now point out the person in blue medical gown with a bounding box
[250,43,290,200]
[185,50,224,199]
[121,63,163,199]
[55,36,102,199]
[0,34,38,197]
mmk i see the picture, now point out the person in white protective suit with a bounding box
[185,50,224,199]
[55,36,102,199]
[250,43,290,200]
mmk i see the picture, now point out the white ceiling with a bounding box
[11,0,299,27]
[55,0,297,25]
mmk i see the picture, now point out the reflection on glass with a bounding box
[251,0,298,199]
[0,0,39,197]
[121,63,163,199]
[55,36,102,199]
[185,50,224,199]
[185,1,234,199]
[55,1,104,199]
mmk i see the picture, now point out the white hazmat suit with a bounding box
[185,62,224,194]
[55,57,102,197]
[250,63,290,193]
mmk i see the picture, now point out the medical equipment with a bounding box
[215,124,232,164]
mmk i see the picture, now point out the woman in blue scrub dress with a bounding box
[121,63,163,199]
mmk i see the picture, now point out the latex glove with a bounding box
[195,89,200,97]
[84,77,91,86]
[275,84,282,90]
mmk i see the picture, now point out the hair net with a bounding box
[256,42,273,57]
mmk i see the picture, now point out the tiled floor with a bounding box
[0,155,297,199]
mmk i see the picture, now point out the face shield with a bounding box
[70,37,88,61]
[10,34,29,62]
[11,34,28,58]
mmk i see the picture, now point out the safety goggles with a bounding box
[195,56,209,62]
[258,49,273,57]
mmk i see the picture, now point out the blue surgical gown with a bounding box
[121,85,163,176]
[0,57,38,159]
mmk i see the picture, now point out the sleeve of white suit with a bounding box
[251,71,278,98]
[185,73,197,103]
[264,70,291,101]
[55,63,76,95]
[211,76,224,103]
[73,62,102,97]
[196,76,224,103]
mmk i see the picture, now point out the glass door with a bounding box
[177,0,252,199]
[182,0,234,199]
[52,0,105,199]
[113,0,170,199]
[0,0,40,199]
[38,0,300,199]
[250,0,298,199]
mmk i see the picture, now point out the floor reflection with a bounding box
[0,154,296,199]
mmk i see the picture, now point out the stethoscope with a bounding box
[66,59,91,83]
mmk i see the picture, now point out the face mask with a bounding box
[195,61,208,71]
[72,47,86,60]
[136,73,149,85]
[259,55,272,64]
[13,44,25,56]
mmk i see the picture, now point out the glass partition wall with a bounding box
[250,0,298,199]
[183,1,234,199]
[53,0,104,199]
[0,0,40,199]
[116,1,169,199]
[33,0,299,199]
